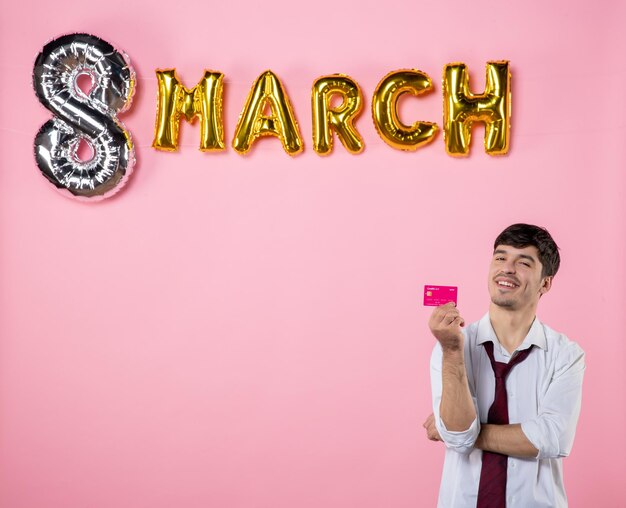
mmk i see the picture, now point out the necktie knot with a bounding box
[493,363,508,379]
[483,341,534,380]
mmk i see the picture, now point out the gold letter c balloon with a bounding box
[443,61,511,156]
[372,70,438,151]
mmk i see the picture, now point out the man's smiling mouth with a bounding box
[495,278,519,288]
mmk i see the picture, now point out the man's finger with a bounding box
[443,312,460,325]
[431,302,457,323]
[430,306,448,325]
[451,315,464,325]
[423,414,434,428]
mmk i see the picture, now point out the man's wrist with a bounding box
[474,424,489,450]
[437,334,464,353]
[441,346,465,361]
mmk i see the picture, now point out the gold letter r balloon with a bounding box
[443,61,511,156]
[311,74,364,155]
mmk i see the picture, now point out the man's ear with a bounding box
[539,276,553,296]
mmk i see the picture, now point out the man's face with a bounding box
[488,244,552,311]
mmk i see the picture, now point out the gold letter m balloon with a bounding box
[152,69,225,151]
[443,61,511,156]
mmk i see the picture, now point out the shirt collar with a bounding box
[476,312,547,352]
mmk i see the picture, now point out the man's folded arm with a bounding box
[521,343,585,459]
[430,343,480,454]
[475,423,538,457]
[476,343,585,459]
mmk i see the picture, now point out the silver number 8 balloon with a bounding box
[33,34,136,200]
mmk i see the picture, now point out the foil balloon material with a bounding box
[33,33,135,200]
[153,69,225,151]
[372,70,438,151]
[443,61,511,156]
[311,75,364,155]
[232,71,303,156]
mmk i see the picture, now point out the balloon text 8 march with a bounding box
[34,34,511,201]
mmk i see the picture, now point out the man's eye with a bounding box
[520,262,530,267]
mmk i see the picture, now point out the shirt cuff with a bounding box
[521,419,558,459]
[437,416,480,452]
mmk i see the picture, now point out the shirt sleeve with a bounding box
[521,341,585,459]
[430,341,480,454]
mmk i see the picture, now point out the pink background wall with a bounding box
[1,1,624,506]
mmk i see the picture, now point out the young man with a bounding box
[424,224,585,508]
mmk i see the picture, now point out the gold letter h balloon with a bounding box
[443,61,511,156]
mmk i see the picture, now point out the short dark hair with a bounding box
[494,224,560,278]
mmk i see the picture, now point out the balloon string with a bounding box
[1,127,38,137]
[12,62,626,82]
[4,124,625,145]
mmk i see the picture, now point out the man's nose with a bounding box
[502,260,516,273]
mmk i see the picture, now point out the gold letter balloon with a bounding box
[33,33,135,200]
[311,75,364,155]
[443,61,511,156]
[232,71,303,156]
[152,69,225,151]
[372,70,438,151]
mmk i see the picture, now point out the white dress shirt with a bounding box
[430,313,585,508]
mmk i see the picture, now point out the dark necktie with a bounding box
[476,341,534,508]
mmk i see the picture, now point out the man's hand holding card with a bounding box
[424,285,465,351]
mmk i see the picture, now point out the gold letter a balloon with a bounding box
[232,71,303,156]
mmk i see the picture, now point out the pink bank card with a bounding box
[423,285,458,306]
